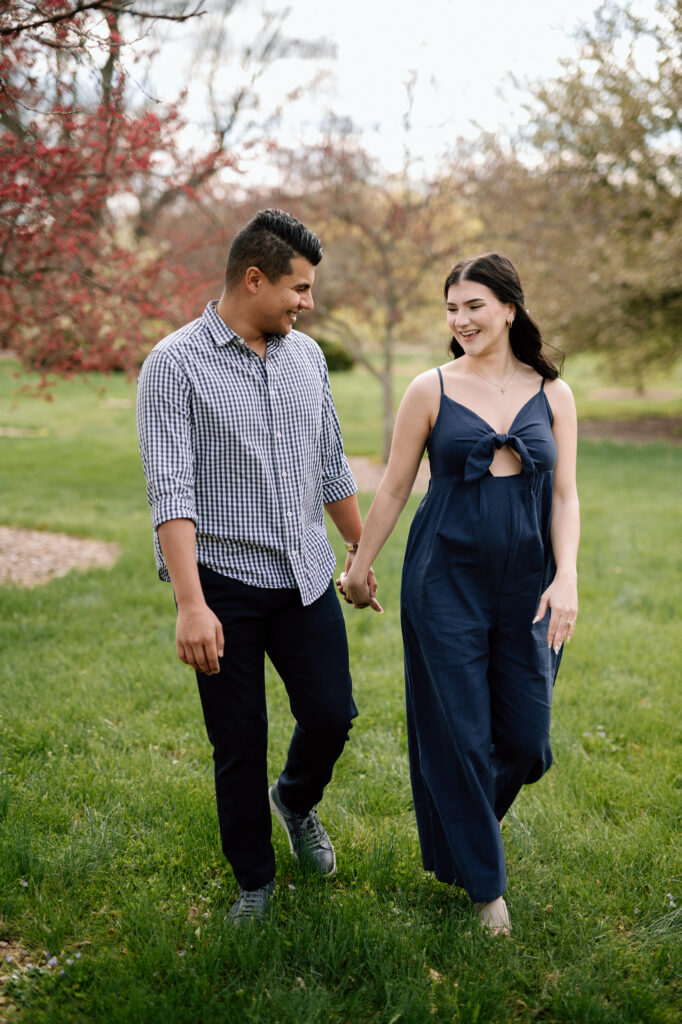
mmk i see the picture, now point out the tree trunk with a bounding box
[382,329,394,463]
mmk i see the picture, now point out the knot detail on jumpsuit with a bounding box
[464,431,539,496]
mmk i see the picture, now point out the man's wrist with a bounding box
[174,592,209,612]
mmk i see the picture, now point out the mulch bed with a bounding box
[0,526,118,588]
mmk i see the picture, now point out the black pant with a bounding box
[195,566,357,890]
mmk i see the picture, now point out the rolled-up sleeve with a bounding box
[319,370,357,504]
[136,349,197,529]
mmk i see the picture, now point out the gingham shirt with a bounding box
[136,300,357,605]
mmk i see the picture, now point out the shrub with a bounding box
[316,336,354,372]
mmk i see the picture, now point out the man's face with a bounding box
[256,256,315,336]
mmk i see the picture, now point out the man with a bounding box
[137,209,380,923]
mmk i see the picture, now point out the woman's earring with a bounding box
[506,318,514,328]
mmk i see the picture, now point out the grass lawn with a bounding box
[0,360,680,1023]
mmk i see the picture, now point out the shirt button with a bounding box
[276,432,282,439]
[281,471,287,478]
[287,511,293,518]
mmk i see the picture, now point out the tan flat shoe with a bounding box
[474,897,511,936]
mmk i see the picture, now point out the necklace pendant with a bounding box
[500,387,505,394]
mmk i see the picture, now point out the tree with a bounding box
[0,2,221,374]
[0,1,331,376]
[0,81,191,375]
[459,0,681,381]
[278,122,473,460]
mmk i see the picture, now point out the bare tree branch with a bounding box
[0,1,206,36]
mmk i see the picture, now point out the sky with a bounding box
[146,0,659,174]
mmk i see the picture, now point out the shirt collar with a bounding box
[202,300,286,351]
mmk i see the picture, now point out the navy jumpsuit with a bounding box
[401,368,561,903]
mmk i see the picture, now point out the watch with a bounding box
[344,541,360,552]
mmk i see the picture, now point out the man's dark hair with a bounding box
[224,209,323,289]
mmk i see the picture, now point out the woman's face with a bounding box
[446,280,513,355]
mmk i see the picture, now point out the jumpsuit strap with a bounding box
[436,366,444,394]
[540,377,546,392]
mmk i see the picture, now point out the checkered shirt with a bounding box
[136,301,357,606]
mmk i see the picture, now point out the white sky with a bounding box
[144,0,659,173]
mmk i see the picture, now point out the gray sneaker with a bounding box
[226,879,275,924]
[269,782,337,875]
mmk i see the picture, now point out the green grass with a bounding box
[0,360,681,1022]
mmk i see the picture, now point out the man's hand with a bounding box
[175,602,225,675]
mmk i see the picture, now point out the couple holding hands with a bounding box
[137,209,579,936]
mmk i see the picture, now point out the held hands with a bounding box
[336,552,383,613]
[175,601,225,675]
[533,573,578,654]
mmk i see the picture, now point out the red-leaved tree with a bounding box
[1,2,338,378]
[0,2,236,376]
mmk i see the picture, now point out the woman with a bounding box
[340,253,579,935]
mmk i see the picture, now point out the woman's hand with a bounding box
[336,567,383,612]
[534,573,578,653]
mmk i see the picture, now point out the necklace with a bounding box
[467,361,518,394]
